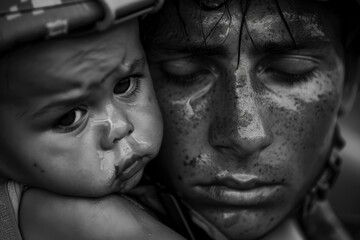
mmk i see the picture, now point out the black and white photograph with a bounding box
[0,0,359,239]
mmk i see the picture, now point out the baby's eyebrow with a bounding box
[32,94,91,119]
[128,57,146,73]
[31,57,147,119]
[100,56,146,83]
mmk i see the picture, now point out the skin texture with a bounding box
[143,0,356,239]
[0,19,163,197]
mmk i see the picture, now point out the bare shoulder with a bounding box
[20,188,185,240]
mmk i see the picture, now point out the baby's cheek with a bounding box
[131,103,163,155]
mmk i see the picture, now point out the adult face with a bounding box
[145,0,346,239]
[0,20,163,197]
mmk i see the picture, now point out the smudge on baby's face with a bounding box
[145,0,344,238]
[0,20,163,197]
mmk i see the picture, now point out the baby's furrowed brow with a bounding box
[99,57,146,83]
[32,94,91,119]
[125,57,147,74]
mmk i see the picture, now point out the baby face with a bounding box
[0,20,163,197]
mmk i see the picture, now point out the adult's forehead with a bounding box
[150,0,338,47]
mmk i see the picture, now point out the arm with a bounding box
[19,188,185,240]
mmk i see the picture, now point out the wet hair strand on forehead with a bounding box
[141,0,360,63]
[178,0,299,67]
[273,0,298,49]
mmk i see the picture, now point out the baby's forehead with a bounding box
[0,28,144,102]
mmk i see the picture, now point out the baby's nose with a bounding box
[103,119,134,148]
[97,104,134,149]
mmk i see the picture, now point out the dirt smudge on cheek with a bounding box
[267,77,340,174]
[183,153,210,168]
[33,163,45,173]
[181,153,217,179]
[157,87,215,179]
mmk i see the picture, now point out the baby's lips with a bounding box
[112,137,154,182]
[116,156,146,193]
[117,156,144,181]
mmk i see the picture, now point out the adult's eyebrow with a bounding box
[152,37,331,59]
[254,38,332,54]
[152,43,229,57]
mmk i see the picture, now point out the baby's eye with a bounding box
[54,108,88,133]
[113,74,141,97]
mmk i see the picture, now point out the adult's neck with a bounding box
[188,204,306,240]
[261,217,306,240]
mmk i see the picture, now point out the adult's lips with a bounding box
[192,173,283,206]
[214,173,276,190]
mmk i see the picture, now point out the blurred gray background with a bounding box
[330,92,360,239]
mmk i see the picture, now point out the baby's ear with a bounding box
[339,47,360,117]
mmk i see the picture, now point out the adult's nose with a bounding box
[99,103,134,150]
[209,72,273,158]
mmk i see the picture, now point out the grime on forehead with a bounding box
[150,0,338,48]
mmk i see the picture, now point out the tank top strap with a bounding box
[0,179,23,240]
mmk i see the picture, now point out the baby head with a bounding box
[0,1,163,197]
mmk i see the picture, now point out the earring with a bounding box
[301,125,345,218]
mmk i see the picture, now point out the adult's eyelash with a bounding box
[270,68,318,87]
[163,70,209,86]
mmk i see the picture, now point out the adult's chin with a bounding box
[191,205,288,240]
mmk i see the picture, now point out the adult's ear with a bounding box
[339,26,360,117]
[340,53,360,117]
[338,2,360,117]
